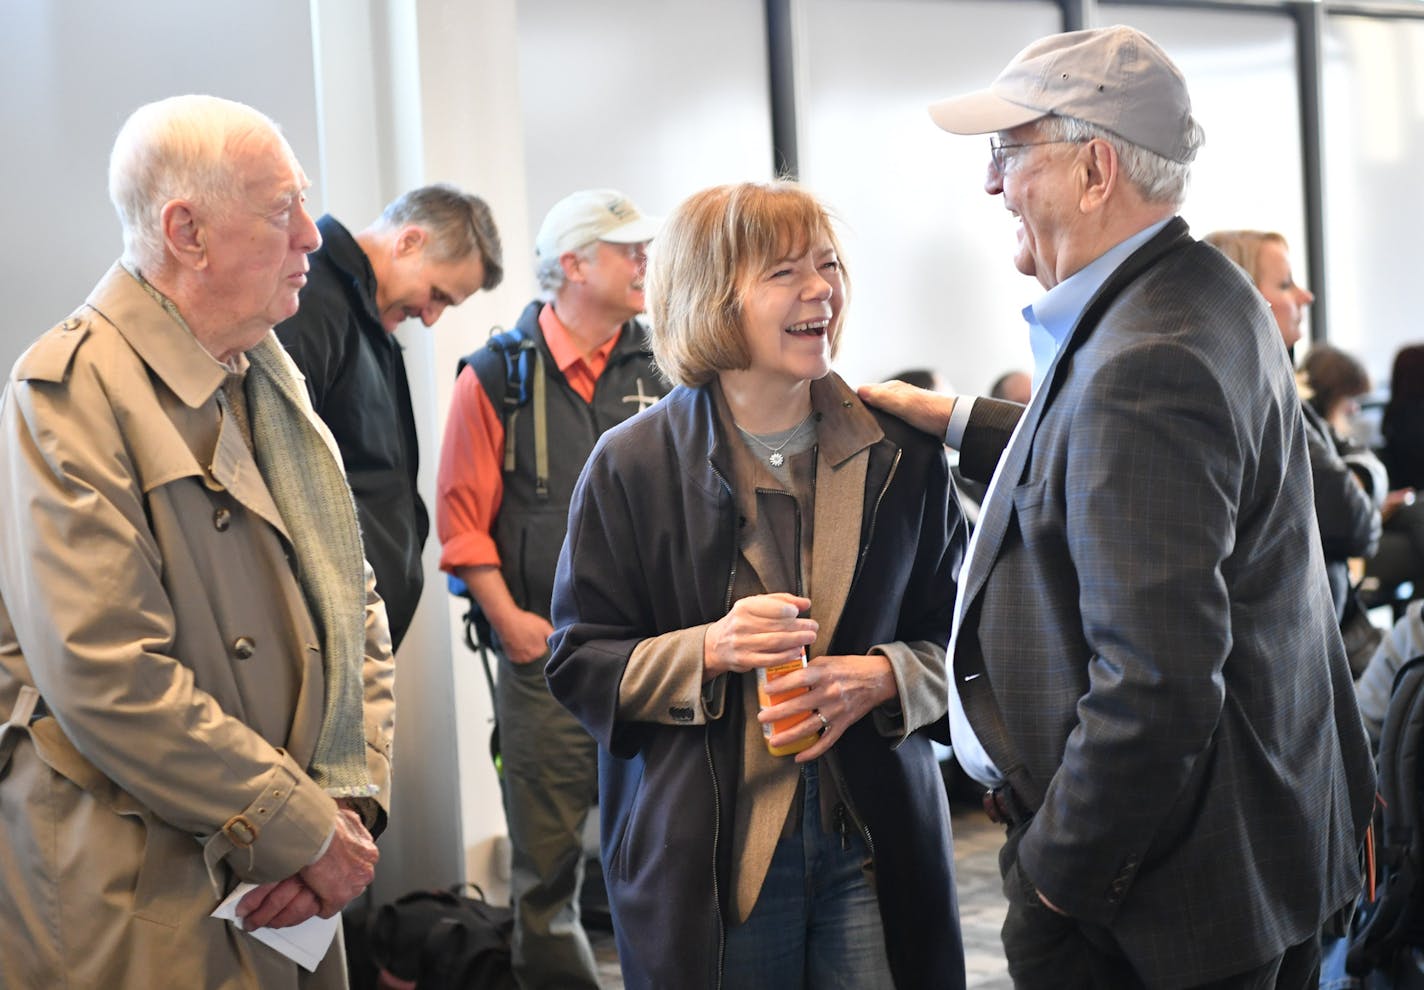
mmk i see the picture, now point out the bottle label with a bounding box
[756,650,816,756]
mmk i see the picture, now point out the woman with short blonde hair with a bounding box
[548,180,966,988]
[648,182,848,387]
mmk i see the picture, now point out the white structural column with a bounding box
[309,0,533,904]
[411,0,537,905]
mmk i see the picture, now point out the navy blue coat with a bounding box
[548,378,966,989]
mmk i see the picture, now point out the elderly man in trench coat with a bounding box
[0,95,395,988]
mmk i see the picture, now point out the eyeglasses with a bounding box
[601,241,649,261]
[988,137,1083,173]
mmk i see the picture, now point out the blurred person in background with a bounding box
[276,184,503,652]
[437,188,666,989]
[1206,230,1380,620]
[1365,343,1424,612]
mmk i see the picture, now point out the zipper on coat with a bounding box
[707,457,738,989]
[704,723,726,990]
[824,751,876,869]
[834,802,852,852]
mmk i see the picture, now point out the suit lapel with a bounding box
[959,217,1193,612]
[953,219,1194,795]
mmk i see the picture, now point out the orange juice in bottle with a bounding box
[757,649,817,756]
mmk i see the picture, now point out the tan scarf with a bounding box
[244,335,374,798]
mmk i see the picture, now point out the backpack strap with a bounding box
[466,328,549,500]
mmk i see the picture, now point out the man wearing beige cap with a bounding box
[436,188,666,988]
[862,25,1373,989]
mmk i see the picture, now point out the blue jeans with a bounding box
[722,762,892,989]
[1319,933,1359,990]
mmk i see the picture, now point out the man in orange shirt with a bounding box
[436,189,665,989]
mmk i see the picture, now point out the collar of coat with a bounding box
[708,371,888,660]
[705,371,884,478]
[313,214,387,335]
[86,263,244,411]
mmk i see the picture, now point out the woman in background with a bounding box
[1205,229,1380,619]
[547,181,965,989]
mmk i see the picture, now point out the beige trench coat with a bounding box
[0,264,396,989]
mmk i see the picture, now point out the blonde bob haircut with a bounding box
[647,181,849,387]
[1201,229,1289,286]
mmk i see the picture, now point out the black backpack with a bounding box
[459,327,550,499]
[445,326,549,778]
[1346,653,1424,977]
[367,883,517,989]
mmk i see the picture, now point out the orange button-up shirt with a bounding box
[437,303,623,574]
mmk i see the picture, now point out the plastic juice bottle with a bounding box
[757,649,817,757]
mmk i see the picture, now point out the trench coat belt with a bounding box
[0,684,46,771]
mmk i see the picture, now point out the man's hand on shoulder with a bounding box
[857,381,956,440]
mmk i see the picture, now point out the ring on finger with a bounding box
[815,709,829,731]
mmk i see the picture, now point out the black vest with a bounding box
[461,300,666,619]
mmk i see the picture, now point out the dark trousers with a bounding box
[998,822,1321,990]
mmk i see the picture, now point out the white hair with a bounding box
[1037,114,1206,209]
[108,95,283,271]
[535,242,598,300]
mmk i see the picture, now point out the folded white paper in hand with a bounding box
[211,882,340,972]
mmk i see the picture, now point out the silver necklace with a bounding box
[736,411,814,467]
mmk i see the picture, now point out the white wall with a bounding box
[1323,15,1424,390]
[794,0,1061,395]
[515,0,775,238]
[0,0,321,373]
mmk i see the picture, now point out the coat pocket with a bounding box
[26,718,191,927]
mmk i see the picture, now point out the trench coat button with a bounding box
[59,318,82,333]
[213,507,232,531]
[232,636,257,660]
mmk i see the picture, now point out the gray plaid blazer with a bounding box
[955,218,1375,988]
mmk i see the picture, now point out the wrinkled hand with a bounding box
[495,608,555,665]
[298,807,379,917]
[856,381,956,441]
[236,875,322,931]
[757,653,896,762]
[704,593,817,681]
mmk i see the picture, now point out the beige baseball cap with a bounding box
[534,189,662,260]
[928,25,1197,164]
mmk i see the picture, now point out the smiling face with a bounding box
[376,228,487,331]
[197,131,320,359]
[572,239,649,323]
[736,236,843,387]
[984,122,1087,289]
[1254,238,1314,349]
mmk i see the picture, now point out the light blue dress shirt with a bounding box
[945,218,1172,788]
